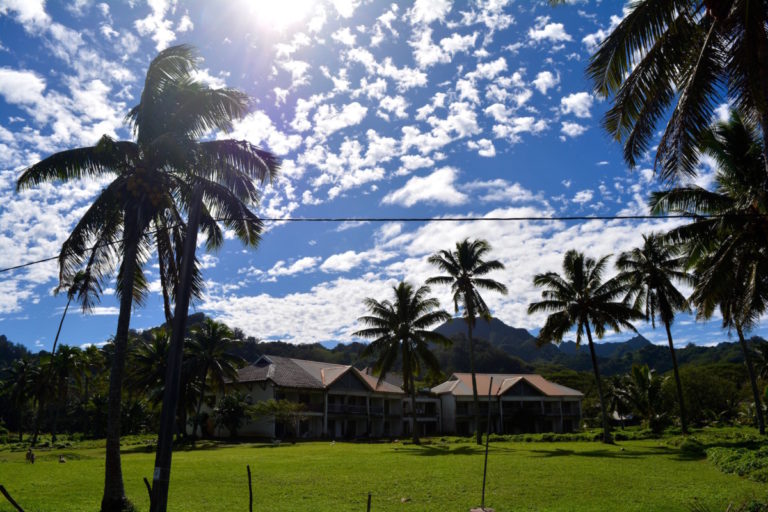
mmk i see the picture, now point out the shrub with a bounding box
[707,445,768,482]
[679,438,706,458]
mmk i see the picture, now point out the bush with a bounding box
[707,445,768,482]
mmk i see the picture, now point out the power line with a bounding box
[0,213,737,274]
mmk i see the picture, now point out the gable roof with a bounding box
[235,355,404,394]
[432,373,583,398]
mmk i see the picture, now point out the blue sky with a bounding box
[0,0,741,352]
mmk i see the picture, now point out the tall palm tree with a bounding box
[616,234,693,434]
[651,112,767,435]
[576,0,768,181]
[528,250,641,443]
[354,282,451,444]
[186,319,243,440]
[17,45,278,512]
[427,239,507,444]
[147,49,279,512]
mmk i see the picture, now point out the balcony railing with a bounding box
[327,404,385,415]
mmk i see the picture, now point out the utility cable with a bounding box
[0,213,745,274]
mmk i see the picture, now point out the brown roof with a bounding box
[235,355,404,394]
[432,373,583,398]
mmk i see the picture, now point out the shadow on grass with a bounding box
[393,444,516,457]
[528,446,671,460]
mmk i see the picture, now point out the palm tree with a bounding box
[616,234,693,434]
[616,364,668,434]
[1,358,35,441]
[49,345,82,442]
[354,282,451,444]
[147,48,279,512]
[577,0,768,181]
[186,319,243,440]
[129,329,170,405]
[651,112,767,435]
[528,250,641,443]
[17,45,278,512]
[427,239,508,444]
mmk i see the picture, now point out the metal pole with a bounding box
[247,465,253,512]
[481,377,494,510]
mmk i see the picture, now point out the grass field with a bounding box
[1,434,766,511]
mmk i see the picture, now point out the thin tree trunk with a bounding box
[585,322,612,444]
[664,321,689,434]
[151,191,203,512]
[467,320,481,445]
[100,214,139,512]
[48,298,71,445]
[737,327,766,435]
[409,372,419,445]
[193,365,208,441]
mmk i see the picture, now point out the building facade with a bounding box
[227,355,406,439]
[222,356,583,439]
[432,373,583,435]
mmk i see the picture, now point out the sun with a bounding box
[247,0,316,31]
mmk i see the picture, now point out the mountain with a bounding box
[431,317,762,376]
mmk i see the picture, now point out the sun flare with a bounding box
[248,0,315,31]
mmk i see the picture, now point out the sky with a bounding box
[0,0,745,353]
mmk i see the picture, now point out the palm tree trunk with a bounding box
[585,322,612,444]
[151,190,203,512]
[664,321,689,434]
[100,216,139,512]
[409,372,419,445]
[194,365,208,441]
[467,320,482,445]
[31,398,43,446]
[49,298,71,445]
[736,326,766,435]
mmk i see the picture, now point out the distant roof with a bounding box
[432,373,583,398]
[235,355,404,394]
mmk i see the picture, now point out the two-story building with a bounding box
[228,355,406,439]
[432,373,583,435]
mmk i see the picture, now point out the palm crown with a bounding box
[584,0,768,180]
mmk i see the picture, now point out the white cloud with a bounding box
[268,256,321,277]
[0,0,50,32]
[320,249,396,273]
[532,70,559,94]
[331,27,356,46]
[134,0,177,51]
[561,92,593,118]
[467,138,496,157]
[331,0,360,18]
[409,0,452,25]
[572,189,594,204]
[561,121,588,138]
[529,17,572,43]
[312,101,368,139]
[382,167,468,207]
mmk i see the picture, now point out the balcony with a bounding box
[327,404,385,415]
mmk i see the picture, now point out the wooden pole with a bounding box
[481,377,494,510]
[247,465,253,512]
[0,485,25,512]
[367,492,372,512]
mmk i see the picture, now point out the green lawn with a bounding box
[0,436,766,511]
